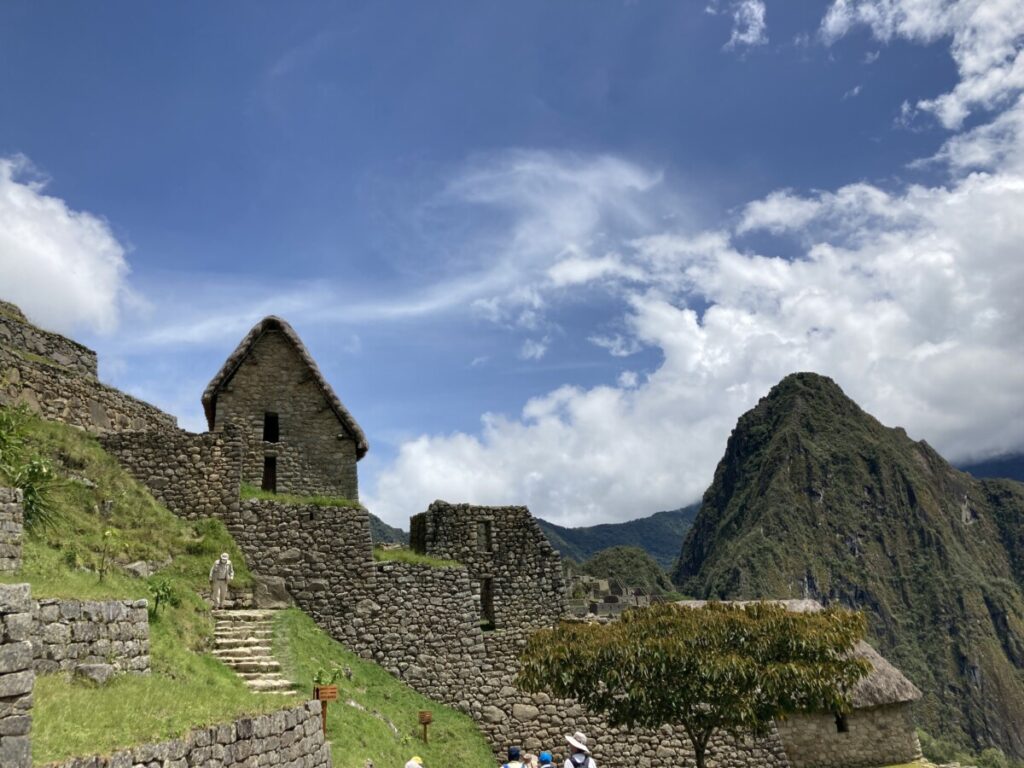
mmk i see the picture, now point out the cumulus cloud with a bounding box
[821,0,1024,128]
[725,0,769,50]
[0,156,132,334]
[365,7,1024,526]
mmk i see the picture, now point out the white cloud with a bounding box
[0,156,132,334]
[519,338,549,361]
[366,16,1024,527]
[843,84,864,99]
[821,0,1024,128]
[725,0,769,50]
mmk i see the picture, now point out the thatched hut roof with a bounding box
[202,316,368,459]
[676,599,921,709]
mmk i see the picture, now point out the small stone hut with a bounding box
[680,599,922,768]
[202,316,367,499]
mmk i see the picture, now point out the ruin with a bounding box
[0,302,925,768]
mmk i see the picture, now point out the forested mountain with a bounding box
[960,453,1024,484]
[575,546,676,595]
[537,506,697,567]
[673,372,1024,759]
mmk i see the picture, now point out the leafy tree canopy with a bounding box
[517,602,870,768]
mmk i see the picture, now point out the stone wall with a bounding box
[31,598,150,676]
[100,426,244,520]
[48,700,332,768]
[775,704,922,768]
[0,488,23,573]
[0,583,33,768]
[0,346,176,434]
[410,501,565,633]
[210,328,359,498]
[0,303,97,378]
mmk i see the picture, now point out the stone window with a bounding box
[262,456,277,493]
[263,412,280,442]
[480,577,495,631]
[476,520,493,553]
[835,713,849,733]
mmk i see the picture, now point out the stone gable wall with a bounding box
[100,426,244,520]
[775,704,921,768]
[410,501,566,632]
[31,598,150,676]
[0,583,34,768]
[210,330,359,499]
[0,347,176,434]
[0,487,23,573]
[47,700,331,768]
[0,309,97,378]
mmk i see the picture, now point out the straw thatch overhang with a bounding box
[676,599,921,709]
[202,316,369,459]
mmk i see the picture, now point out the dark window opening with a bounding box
[835,713,849,734]
[477,520,493,552]
[263,412,280,442]
[480,577,495,631]
[261,456,277,493]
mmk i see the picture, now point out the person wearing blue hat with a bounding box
[538,751,555,768]
[502,746,528,768]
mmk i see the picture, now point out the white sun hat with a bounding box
[565,732,590,754]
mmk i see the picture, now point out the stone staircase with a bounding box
[212,609,294,694]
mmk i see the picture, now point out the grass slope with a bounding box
[537,506,698,568]
[673,373,1024,762]
[274,608,494,768]
[1,408,492,766]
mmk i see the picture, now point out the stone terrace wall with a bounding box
[47,700,332,768]
[32,598,150,675]
[0,583,33,768]
[775,704,921,768]
[0,346,176,434]
[0,487,23,573]
[410,501,565,634]
[100,426,244,520]
[0,303,97,378]
[350,561,485,695]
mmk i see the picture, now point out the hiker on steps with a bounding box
[209,552,235,609]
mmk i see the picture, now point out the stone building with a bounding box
[201,316,368,499]
[410,500,565,631]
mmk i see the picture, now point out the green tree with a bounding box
[517,602,870,768]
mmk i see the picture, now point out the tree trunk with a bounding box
[694,743,706,768]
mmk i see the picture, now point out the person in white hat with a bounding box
[209,552,234,609]
[564,732,595,768]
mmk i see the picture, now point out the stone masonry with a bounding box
[776,704,922,768]
[203,319,363,499]
[0,583,34,768]
[0,304,175,435]
[32,598,150,676]
[47,700,331,768]
[100,425,244,521]
[0,487,23,573]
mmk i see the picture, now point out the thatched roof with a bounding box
[202,316,369,459]
[676,599,921,709]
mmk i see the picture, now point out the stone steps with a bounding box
[211,608,293,695]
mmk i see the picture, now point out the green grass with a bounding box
[372,547,462,569]
[240,483,361,508]
[274,608,493,768]
[0,343,67,370]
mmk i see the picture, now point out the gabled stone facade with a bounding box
[202,317,367,499]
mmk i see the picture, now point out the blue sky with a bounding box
[1,1,1022,527]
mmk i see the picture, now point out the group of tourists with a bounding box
[404,731,596,768]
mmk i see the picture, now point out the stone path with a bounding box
[212,609,294,694]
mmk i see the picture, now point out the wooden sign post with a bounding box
[314,685,339,735]
[418,710,433,744]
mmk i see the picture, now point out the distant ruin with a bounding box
[0,302,925,768]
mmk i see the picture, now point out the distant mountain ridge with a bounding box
[959,453,1024,483]
[537,506,698,568]
[673,372,1024,759]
